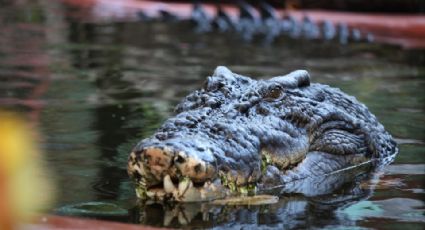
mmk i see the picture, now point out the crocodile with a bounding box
[127,66,398,202]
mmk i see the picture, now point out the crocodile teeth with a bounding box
[146,190,155,198]
[178,177,192,197]
[163,174,176,193]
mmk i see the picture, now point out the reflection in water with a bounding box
[133,165,377,229]
[93,104,134,200]
[0,0,424,229]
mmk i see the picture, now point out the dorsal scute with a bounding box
[270,70,311,88]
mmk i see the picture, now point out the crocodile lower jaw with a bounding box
[137,175,230,202]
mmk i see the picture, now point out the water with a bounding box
[1,1,424,229]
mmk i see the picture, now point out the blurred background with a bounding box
[0,0,424,229]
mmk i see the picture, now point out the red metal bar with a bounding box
[28,215,170,230]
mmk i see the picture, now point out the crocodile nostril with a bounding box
[194,163,202,174]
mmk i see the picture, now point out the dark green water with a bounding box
[0,1,424,229]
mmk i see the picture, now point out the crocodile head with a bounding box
[127,66,396,202]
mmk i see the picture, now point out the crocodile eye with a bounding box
[263,85,283,101]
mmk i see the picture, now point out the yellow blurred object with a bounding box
[0,111,53,230]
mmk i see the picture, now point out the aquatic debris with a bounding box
[211,195,279,205]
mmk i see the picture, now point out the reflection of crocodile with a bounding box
[137,1,372,44]
[127,66,398,202]
[63,0,425,48]
[133,164,380,228]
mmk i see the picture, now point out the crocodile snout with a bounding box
[127,142,221,201]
